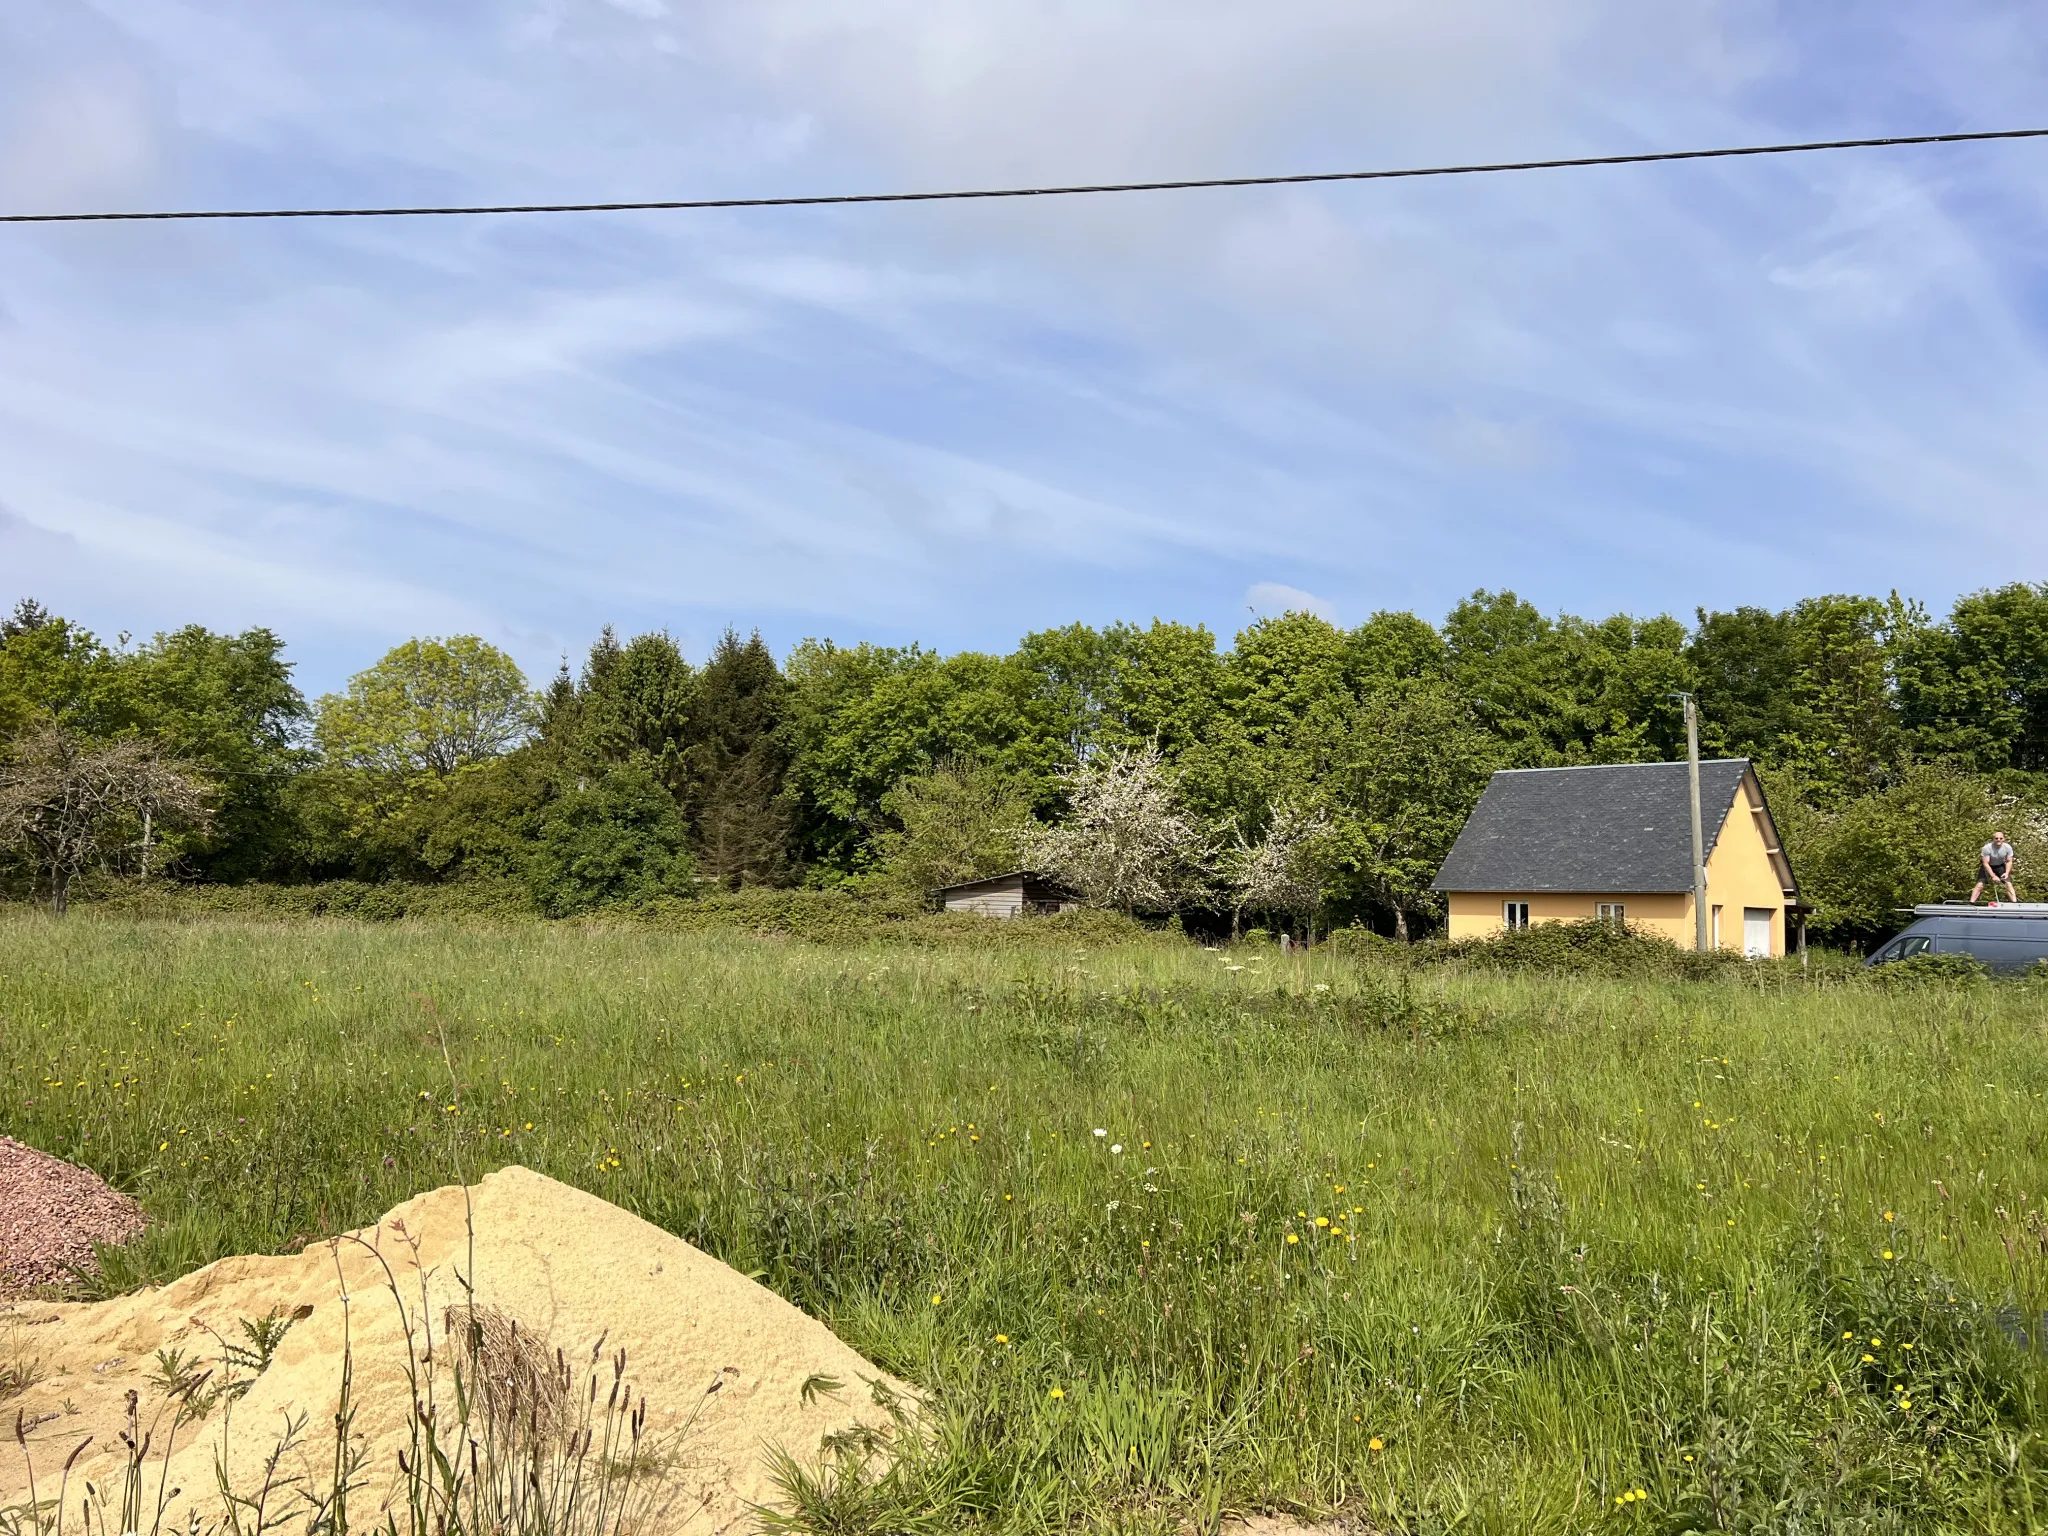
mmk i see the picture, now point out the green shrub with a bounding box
[526,763,693,916]
[1409,918,1738,979]
[1866,951,1989,988]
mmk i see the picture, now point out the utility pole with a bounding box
[1680,692,1709,952]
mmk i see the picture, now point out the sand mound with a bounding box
[0,1137,148,1296]
[1,1167,910,1534]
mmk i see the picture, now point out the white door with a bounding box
[1743,907,1772,958]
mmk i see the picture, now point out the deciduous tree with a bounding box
[0,722,209,913]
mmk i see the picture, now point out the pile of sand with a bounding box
[0,1136,148,1296]
[1,1167,909,1535]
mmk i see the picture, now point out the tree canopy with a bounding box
[6,582,2046,939]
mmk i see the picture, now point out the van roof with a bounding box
[1910,903,2048,918]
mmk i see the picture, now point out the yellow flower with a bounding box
[1048,1387,1064,1400]
[1368,1437,1384,1452]
[1286,1234,1300,1245]
[1882,1250,1894,1260]
[1861,1353,1875,1363]
[994,1334,1009,1344]
[1883,1211,1895,1222]
[931,1293,943,1305]
[1315,1217,1330,1228]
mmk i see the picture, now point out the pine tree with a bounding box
[685,629,792,886]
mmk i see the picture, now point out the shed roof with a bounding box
[1431,759,1786,895]
[931,870,1072,898]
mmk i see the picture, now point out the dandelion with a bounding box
[995,1334,1010,1344]
[1286,1234,1300,1245]
[1048,1387,1064,1399]
[1315,1217,1330,1228]
[1883,1249,1894,1260]
[1884,1211,1895,1222]
[931,1293,943,1306]
[1368,1437,1384,1451]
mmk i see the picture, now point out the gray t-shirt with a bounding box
[1984,841,2015,871]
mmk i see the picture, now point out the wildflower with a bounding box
[1093,1128,1107,1138]
[931,1293,943,1306]
[1861,1353,1875,1363]
[1111,1144,1123,1154]
[1048,1387,1064,1399]
[1882,1250,1894,1260]
[1883,1211,1895,1222]
[1315,1217,1329,1228]
[1368,1437,1384,1451]
[1286,1234,1300,1245]
[995,1334,1010,1344]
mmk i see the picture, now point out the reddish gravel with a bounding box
[0,1136,147,1295]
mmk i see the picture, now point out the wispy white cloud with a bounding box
[1,0,2045,690]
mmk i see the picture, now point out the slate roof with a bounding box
[1431,759,1769,895]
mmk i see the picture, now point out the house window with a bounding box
[1596,902,1626,926]
[1503,901,1530,931]
[1712,905,1723,947]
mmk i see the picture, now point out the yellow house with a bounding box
[1430,758,1802,956]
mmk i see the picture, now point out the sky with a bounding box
[3,1,2047,696]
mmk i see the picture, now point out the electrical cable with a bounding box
[2,126,2044,225]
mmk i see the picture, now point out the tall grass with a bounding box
[4,912,2048,1532]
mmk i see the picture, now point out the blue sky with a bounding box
[3,1,2046,696]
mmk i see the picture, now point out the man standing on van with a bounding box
[1972,832,2018,904]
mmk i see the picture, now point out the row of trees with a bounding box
[3,586,2045,939]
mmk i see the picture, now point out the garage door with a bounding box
[1743,907,1773,958]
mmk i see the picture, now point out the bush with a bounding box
[1866,951,1989,988]
[90,878,539,921]
[526,763,693,916]
[1408,918,1739,979]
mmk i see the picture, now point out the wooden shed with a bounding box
[933,871,1081,919]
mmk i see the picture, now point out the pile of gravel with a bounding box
[0,1136,147,1295]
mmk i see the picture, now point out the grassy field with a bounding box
[5,913,2048,1533]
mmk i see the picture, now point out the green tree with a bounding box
[1896,583,2048,775]
[1317,682,1503,938]
[527,761,694,916]
[318,636,534,779]
[782,641,1063,878]
[313,636,536,859]
[0,603,127,739]
[1347,610,1448,691]
[121,625,309,880]
[867,757,1034,898]
[1773,761,2045,940]
[1777,595,1906,803]
[1688,606,1799,760]
[686,629,792,887]
[540,628,695,794]
[1443,592,1691,766]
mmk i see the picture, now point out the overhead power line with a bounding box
[2,126,2045,226]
